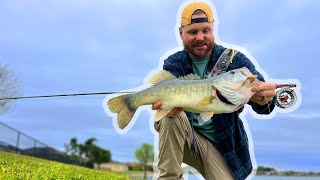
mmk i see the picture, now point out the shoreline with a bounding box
[122,171,320,177]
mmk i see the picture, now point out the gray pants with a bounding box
[154,114,234,180]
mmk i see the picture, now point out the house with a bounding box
[95,162,129,172]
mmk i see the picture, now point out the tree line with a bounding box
[64,138,154,180]
[64,137,111,169]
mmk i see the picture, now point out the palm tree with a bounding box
[68,137,79,161]
[65,137,111,168]
[83,138,97,161]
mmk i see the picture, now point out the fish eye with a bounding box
[230,71,235,74]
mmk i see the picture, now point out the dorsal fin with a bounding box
[178,73,201,80]
[148,70,177,85]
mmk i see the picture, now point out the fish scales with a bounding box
[129,79,211,110]
[106,67,258,129]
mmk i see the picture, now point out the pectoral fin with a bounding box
[155,109,172,122]
[197,96,215,106]
[200,111,214,122]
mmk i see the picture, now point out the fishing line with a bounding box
[0,91,135,101]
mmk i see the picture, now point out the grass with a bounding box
[0,151,129,180]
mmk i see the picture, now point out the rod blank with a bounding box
[0,91,135,101]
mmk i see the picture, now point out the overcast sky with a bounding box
[0,0,319,173]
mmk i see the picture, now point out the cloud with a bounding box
[286,112,320,120]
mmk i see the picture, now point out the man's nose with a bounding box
[195,32,204,41]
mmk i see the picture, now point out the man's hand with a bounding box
[250,82,276,106]
[152,102,183,118]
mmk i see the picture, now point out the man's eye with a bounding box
[203,29,210,34]
[188,31,197,35]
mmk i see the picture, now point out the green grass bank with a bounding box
[0,151,129,179]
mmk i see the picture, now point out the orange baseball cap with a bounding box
[181,2,214,27]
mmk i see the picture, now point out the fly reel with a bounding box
[275,84,297,109]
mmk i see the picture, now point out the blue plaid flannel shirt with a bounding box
[163,44,276,180]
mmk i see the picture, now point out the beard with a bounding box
[183,39,215,58]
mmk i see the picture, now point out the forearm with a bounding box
[249,96,276,114]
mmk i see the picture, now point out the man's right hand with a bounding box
[152,102,183,118]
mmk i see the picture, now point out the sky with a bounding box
[0,0,319,174]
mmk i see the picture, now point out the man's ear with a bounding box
[179,27,183,39]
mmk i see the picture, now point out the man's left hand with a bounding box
[250,82,276,106]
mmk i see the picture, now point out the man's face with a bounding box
[180,13,215,59]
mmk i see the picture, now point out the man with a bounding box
[152,1,276,180]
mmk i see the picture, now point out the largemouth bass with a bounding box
[107,67,259,129]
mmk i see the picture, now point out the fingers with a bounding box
[251,82,276,97]
[252,90,276,97]
[167,108,183,118]
[251,82,276,92]
[250,82,276,105]
[250,95,271,106]
[152,101,162,110]
[152,101,182,118]
[250,93,274,105]
[250,95,264,102]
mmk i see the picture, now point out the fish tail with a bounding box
[107,95,136,129]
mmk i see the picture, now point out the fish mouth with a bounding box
[216,89,235,105]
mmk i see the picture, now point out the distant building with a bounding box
[0,141,10,151]
[0,140,19,152]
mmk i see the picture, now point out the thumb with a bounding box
[152,102,162,110]
[251,87,258,92]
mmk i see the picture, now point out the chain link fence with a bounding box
[0,121,77,164]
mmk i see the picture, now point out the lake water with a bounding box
[253,176,320,180]
[129,174,320,180]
